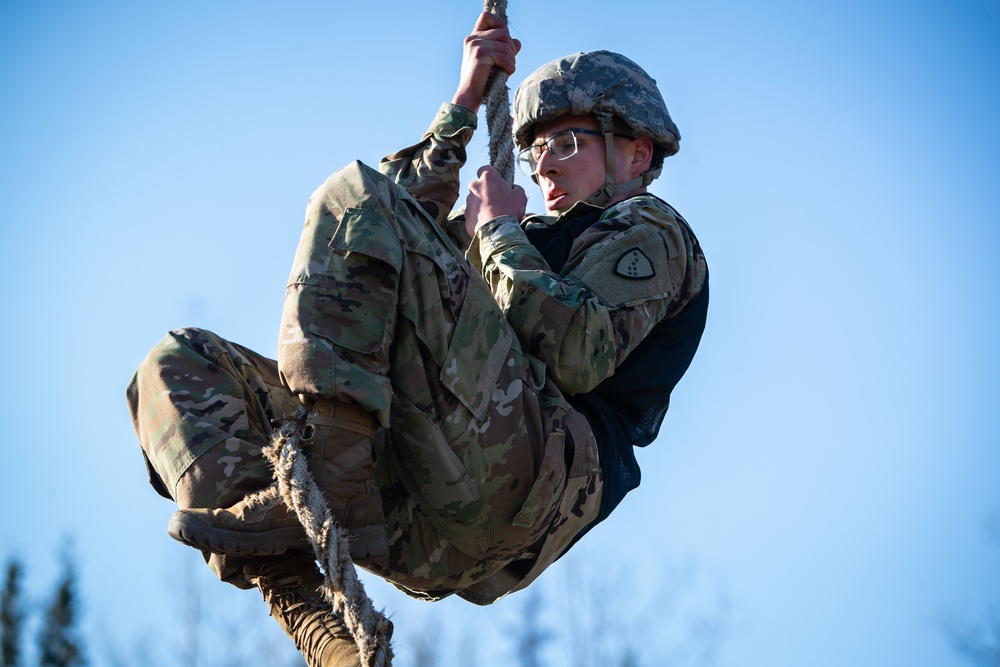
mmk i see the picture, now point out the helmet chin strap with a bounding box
[585,130,662,208]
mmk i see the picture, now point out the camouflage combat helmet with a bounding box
[513,50,680,207]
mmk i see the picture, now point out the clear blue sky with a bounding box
[2,1,998,665]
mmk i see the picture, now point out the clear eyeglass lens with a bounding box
[517,130,580,177]
[516,150,538,177]
[550,130,579,159]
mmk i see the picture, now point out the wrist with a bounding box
[452,89,482,114]
[475,214,520,237]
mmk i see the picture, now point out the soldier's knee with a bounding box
[163,327,229,364]
[329,160,384,190]
[308,160,397,220]
[154,327,252,374]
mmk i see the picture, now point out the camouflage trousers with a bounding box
[127,161,602,604]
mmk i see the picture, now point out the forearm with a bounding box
[469,200,693,395]
[378,102,477,228]
[469,217,622,394]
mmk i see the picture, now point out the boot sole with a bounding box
[167,513,389,560]
[167,513,310,557]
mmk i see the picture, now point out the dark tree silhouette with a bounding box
[37,556,85,667]
[1,559,24,667]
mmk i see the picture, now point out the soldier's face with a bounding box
[532,116,632,213]
[531,115,610,214]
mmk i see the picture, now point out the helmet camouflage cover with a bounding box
[513,50,680,157]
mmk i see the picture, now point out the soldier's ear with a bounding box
[626,136,654,179]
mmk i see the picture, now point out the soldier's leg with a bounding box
[128,329,367,659]
[127,327,301,585]
[165,161,601,602]
[279,161,597,598]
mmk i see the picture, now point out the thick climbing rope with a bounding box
[266,4,515,666]
[483,0,516,183]
[265,407,394,667]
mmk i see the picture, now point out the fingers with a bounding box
[472,9,507,32]
[474,167,526,200]
[453,12,520,112]
[468,166,527,227]
[467,11,518,74]
[463,32,518,75]
[472,167,523,198]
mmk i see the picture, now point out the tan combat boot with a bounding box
[245,552,362,667]
[298,398,387,559]
[168,484,310,556]
[168,398,388,560]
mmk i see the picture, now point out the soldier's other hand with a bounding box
[453,11,521,113]
[465,166,527,237]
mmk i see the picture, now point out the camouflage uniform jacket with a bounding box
[381,102,709,526]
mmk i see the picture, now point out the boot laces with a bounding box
[250,560,351,660]
[243,484,283,515]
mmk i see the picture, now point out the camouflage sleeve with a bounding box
[467,198,706,395]
[378,102,477,245]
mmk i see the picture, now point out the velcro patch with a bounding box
[615,248,655,279]
[571,225,681,309]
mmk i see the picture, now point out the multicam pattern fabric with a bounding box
[467,196,707,397]
[278,157,602,601]
[512,50,681,155]
[128,82,705,604]
[126,329,301,509]
[128,103,603,604]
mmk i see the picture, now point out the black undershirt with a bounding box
[523,202,709,527]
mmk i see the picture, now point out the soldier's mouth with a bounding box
[545,188,568,208]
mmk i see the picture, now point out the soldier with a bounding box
[126,10,708,667]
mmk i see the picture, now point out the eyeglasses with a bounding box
[517,128,609,177]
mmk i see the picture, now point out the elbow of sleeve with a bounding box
[545,307,617,394]
[548,353,614,395]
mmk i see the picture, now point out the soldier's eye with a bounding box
[552,132,577,158]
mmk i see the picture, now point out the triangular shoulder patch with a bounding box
[615,248,655,279]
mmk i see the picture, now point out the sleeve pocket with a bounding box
[512,430,568,529]
[303,208,403,355]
